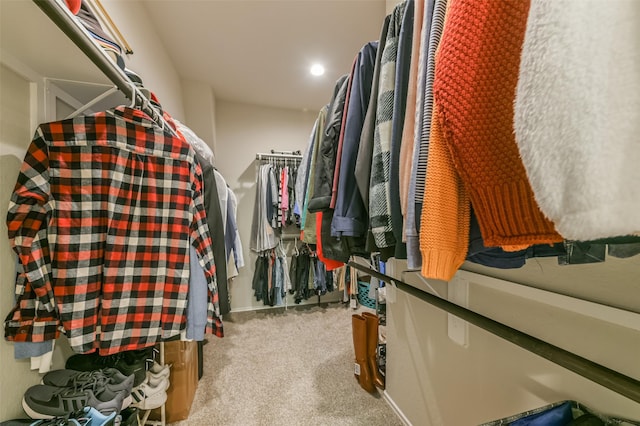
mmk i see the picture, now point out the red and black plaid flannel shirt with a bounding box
[6,106,223,355]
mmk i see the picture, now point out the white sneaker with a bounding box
[145,373,170,391]
[130,378,168,410]
[148,362,170,379]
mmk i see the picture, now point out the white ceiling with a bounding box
[139,0,387,111]
[0,0,385,114]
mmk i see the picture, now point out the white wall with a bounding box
[386,0,402,14]
[101,0,185,120]
[385,261,640,424]
[182,79,217,152]
[0,65,43,421]
[214,100,344,312]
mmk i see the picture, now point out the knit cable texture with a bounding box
[432,0,561,249]
[420,107,469,281]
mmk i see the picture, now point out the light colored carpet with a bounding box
[170,303,403,426]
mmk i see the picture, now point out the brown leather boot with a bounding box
[362,312,385,389]
[352,314,375,392]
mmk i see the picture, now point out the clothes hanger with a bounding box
[278,238,288,258]
[128,81,138,108]
[66,85,119,119]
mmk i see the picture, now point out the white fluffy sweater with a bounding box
[514,0,640,240]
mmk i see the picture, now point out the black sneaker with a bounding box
[117,407,139,426]
[0,416,85,425]
[22,385,123,420]
[65,348,151,387]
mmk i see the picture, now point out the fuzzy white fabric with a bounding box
[514,0,640,241]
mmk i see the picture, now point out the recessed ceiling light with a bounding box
[310,64,325,76]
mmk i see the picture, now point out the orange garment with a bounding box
[420,108,469,280]
[315,212,344,271]
[431,0,561,249]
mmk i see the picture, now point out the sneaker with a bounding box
[0,417,84,425]
[147,362,170,379]
[81,380,131,411]
[42,369,134,397]
[65,349,151,387]
[41,373,132,409]
[76,407,116,426]
[116,407,138,426]
[143,374,169,392]
[129,380,167,411]
[22,386,123,420]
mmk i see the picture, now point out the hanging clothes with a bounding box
[252,255,268,303]
[263,162,299,231]
[175,119,215,166]
[308,75,349,213]
[316,211,345,270]
[332,41,379,248]
[194,152,230,316]
[6,106,223,355]
[174,119,233,315]
[514,0,640,241]
[300,108,327,244]
[280,167,289,227]
[251,245,309,306]
[308,74,351,264]
[250,164,278,252]
[387,0,413,260]
[330,58,358,210]
[420,0,562,281]
[369,1,408,251]
[226,187,244,272]
[214,170,229,233]
[406,0,445,270]
[398,0,431,244]
[354,18,390,239]
[187,244,208,341]
[281,248,293,294]
[293,247,312,304]
[295,125,317,221]
[252,156,302,251]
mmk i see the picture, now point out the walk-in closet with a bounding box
[1,0,639,425]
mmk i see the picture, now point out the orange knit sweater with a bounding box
[420,0,562,280]
[421,106,470,280]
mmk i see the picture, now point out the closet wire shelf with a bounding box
[347,261,640,404]
[255,150,303,161]
[33,0,175,136]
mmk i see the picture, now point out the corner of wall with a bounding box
[181,78,217,155]
[386,0,402,14]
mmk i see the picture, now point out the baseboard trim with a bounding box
[383,390,412,426]
[230,297,343,314]
[229,299,344,314]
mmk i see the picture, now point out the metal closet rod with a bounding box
[279,234,300,240]
[256,152,303,161]
[347,261,640,404]
[33,0,170,132]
